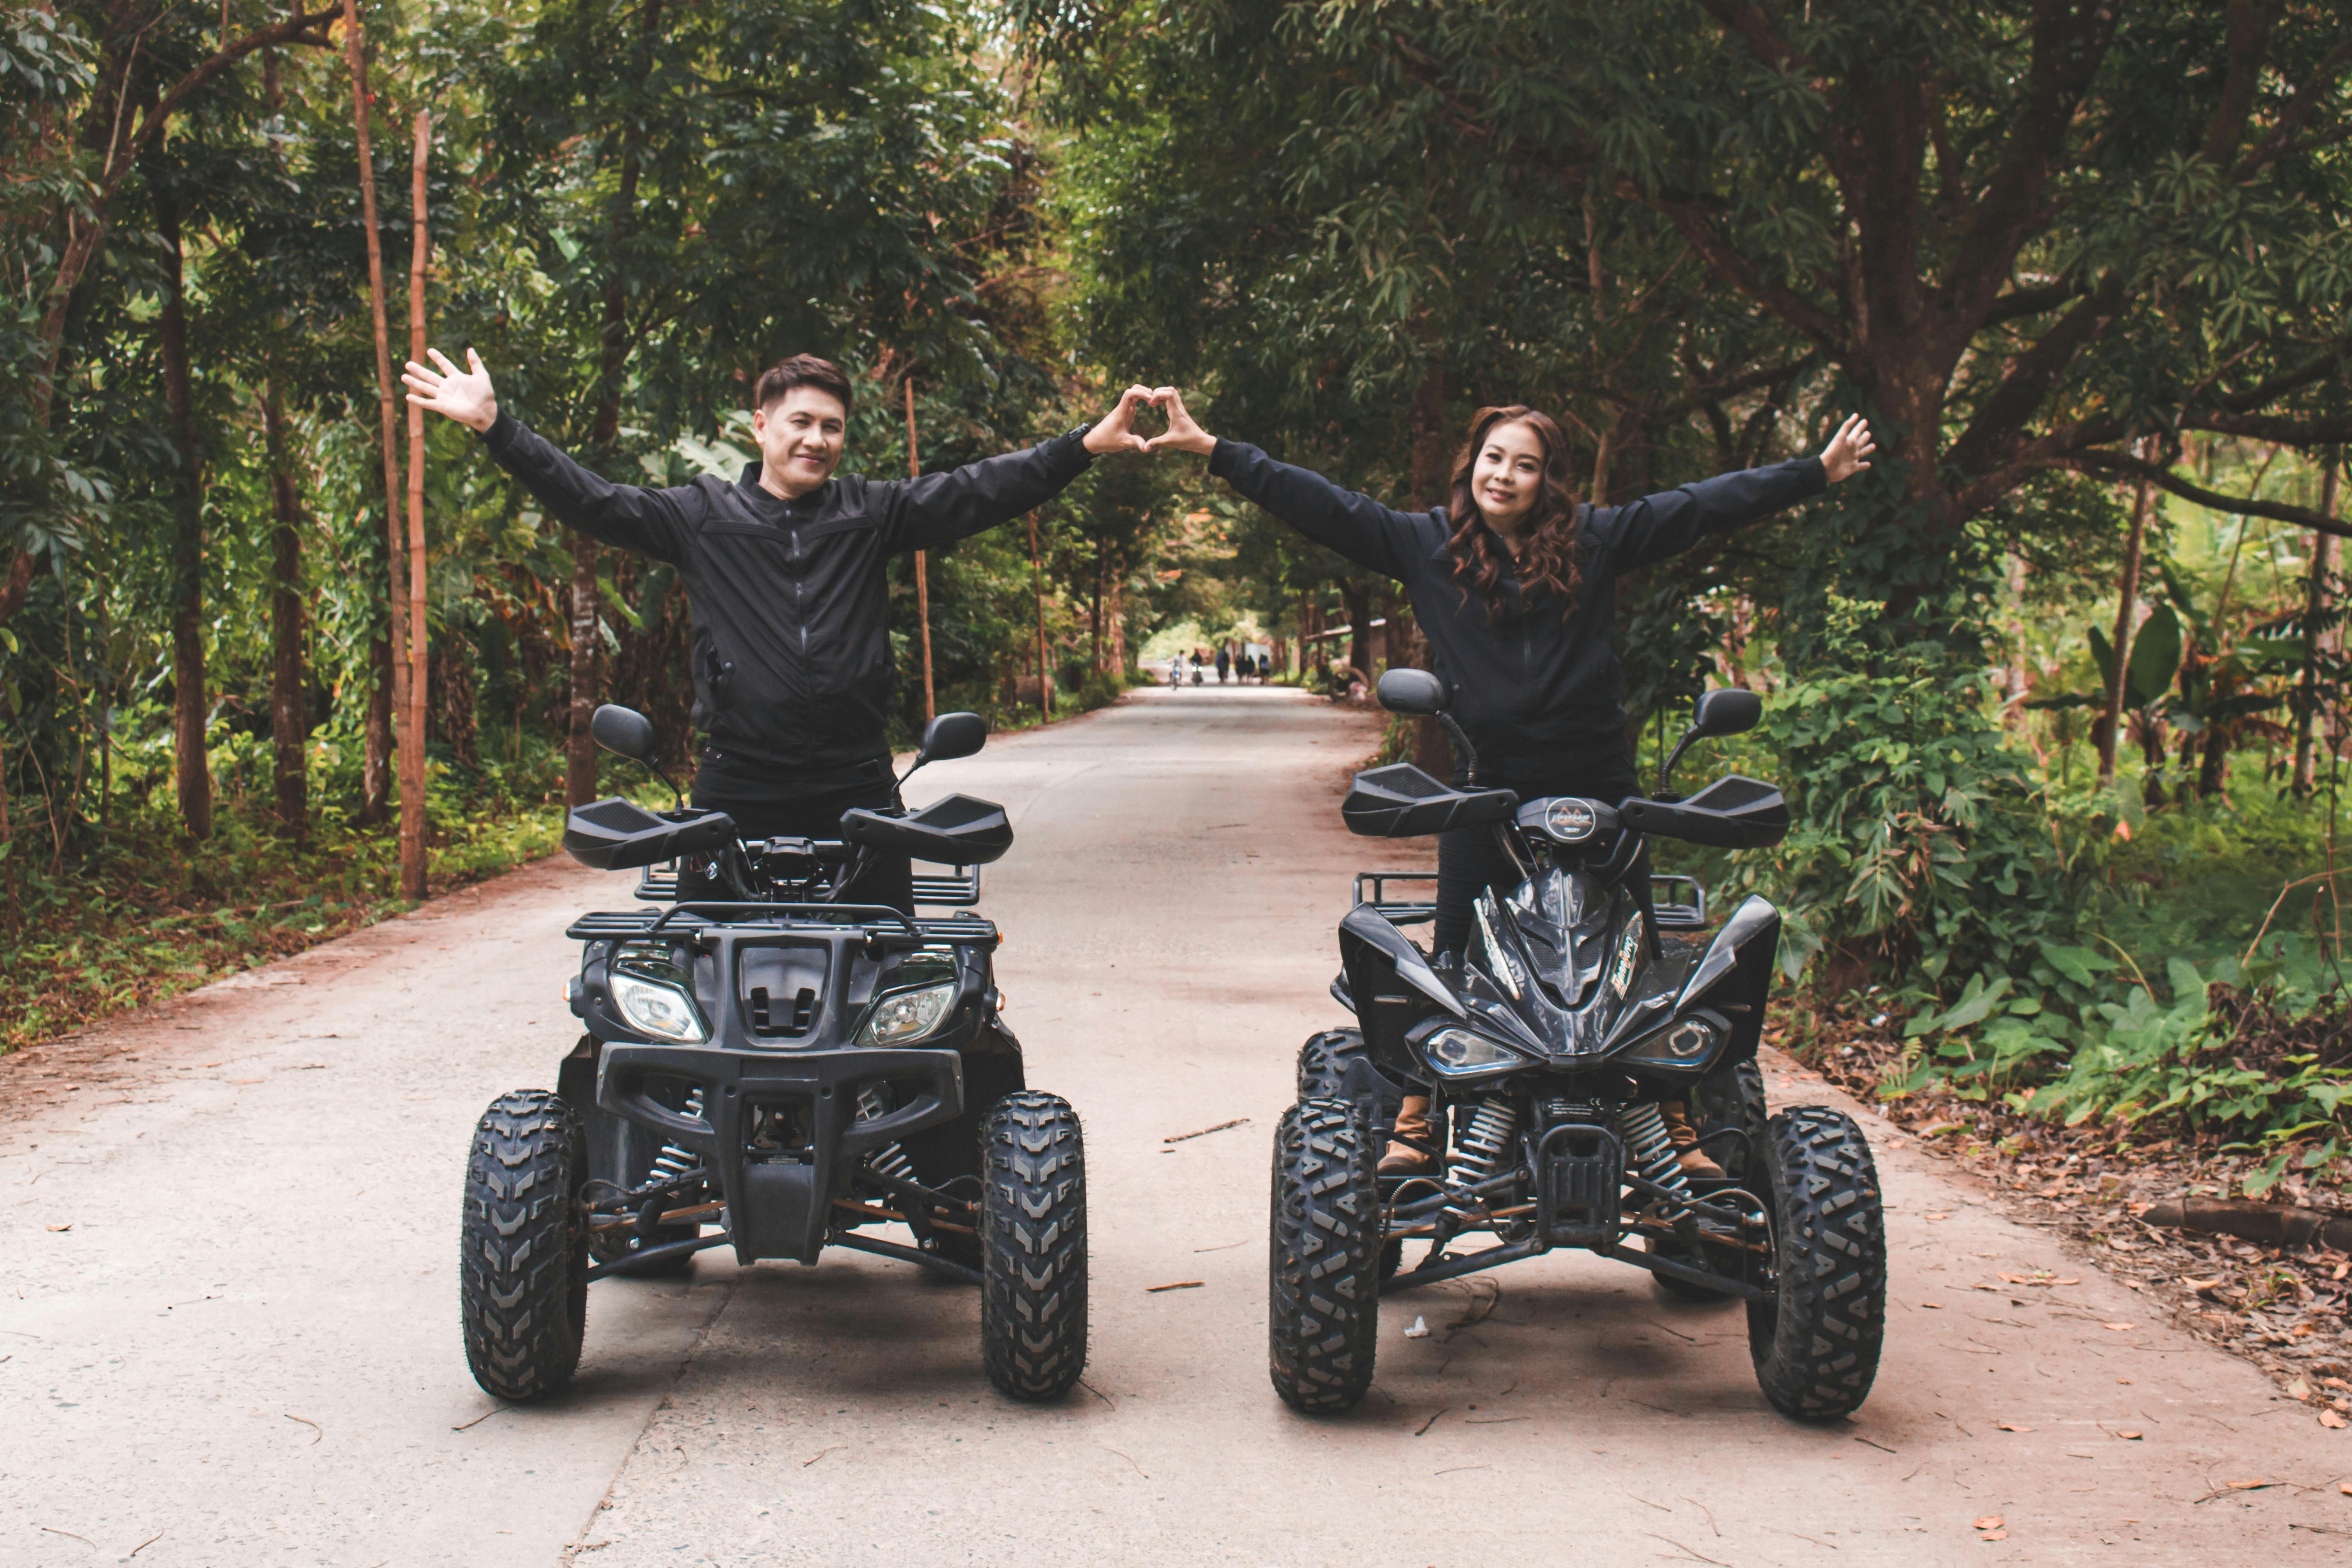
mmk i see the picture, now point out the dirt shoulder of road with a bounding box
[1779,1012,2352,1424]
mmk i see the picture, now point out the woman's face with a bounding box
[1471,420,1546,534]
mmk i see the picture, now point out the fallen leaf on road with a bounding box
[2103,1322,2134,1332]
[2116,1431,2143,1440]
[2288,1378,2315,1401]
[44,1223,69,1232]
[2229,1480,2275,1491]
[2340,1482,2352,1495]
[1974,1517,2004,1531]
[2183,1275,2225,1292]
[1922,1302,1945,1309]
[2322,1410,2349,1430]
[1981,1530,2009,1541]
[1996,1422,2034,1433]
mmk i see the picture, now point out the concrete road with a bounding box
[5,684,2349,1567]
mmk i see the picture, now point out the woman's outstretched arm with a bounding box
[1148,387,1429,582]
[1605,413,1876,573]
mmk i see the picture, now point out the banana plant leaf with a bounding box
[2086,603,2183,711]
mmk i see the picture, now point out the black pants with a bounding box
[677,774,914,915]
[1433,757,1642,956]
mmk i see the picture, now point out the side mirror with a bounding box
[591,703,661,764]
[1690,688,1762,738]
[917,710,989,766]
[1376,668,1448,716]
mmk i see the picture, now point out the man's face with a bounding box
[752,387,848,498]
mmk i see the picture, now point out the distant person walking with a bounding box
[1215,647,1231,683]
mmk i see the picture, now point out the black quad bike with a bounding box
[1268,670,1886,1420]
[459,706,1087,1405]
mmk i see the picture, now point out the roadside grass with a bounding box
[0,760,570,1056]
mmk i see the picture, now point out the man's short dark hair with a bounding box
[755,353,854,415]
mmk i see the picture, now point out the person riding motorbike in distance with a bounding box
[402,347,1154,907]
[1144,388,1875,1176]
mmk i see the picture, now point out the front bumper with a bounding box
[597,1042,963,1265]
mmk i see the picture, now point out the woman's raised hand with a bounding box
[1820,412,1877,484]
[1142,387,1216,457]
[403,348,499,433]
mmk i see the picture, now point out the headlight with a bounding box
[609,952,708,1044]
[1420,1026,1524,1078]
[856,981,958,1046]
[1619,1015,1722,1072]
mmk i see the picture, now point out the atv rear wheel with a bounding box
[1748,1106,1886,1420]
[1268,1098,1382,1414]
[979,1091,1088,1401]
[461,1090,590,1401]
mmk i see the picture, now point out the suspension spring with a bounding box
[854,1083,917,1185]
[647,1084,706,1186]
[1446,1095,1520,1190]
[1618,1100,1691,1205]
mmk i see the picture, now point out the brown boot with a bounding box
[1658,1098,1726,1181]
[1380,1095,1436,1176]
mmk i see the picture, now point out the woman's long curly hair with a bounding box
[1445,405,1583,621]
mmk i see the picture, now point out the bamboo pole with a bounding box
[399,109,431,898]
[1027,513,1050,719]
[2097,453,2155,786]
[905,377,935,723]
[343,0,404,825]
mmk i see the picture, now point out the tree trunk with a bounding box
[2296,459,2342,796]
[1340,578,1373,690]
[154,176,211,840]
[1027,513,1051,718]
[567,539,600,805]
[398,110,431,898]
[1410,359,1449,509]
[262,380,307,844]
[2097,461,2155,785]
[569,0,663,807]
[344,0,405,826]
[364,637,392,816]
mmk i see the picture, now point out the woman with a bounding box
[1147,391,1875,1174]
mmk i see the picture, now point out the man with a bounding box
[402,347,1153,909]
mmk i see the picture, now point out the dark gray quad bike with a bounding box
[460,706,1086,1405]
[1268,671,1886,1421]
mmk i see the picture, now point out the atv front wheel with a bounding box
[1268,1098,1382,1414]
[461,1089,590,1401]
[1748,1106,1886,1420]
[978,1091,1088,1401]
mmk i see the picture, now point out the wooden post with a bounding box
[1027,513,1050,719]
[2297,456,2343,796]
[2097,455,2154,786]
[905,377,935,723]
[343,0,404,826]
[399,109,431,898]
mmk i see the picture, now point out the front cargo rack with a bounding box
[633,861,981,907]
[568,907,998,946]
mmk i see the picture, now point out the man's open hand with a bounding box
[402,347,499,433]
[1820,413,1877,484]
[1083,385,1157,456]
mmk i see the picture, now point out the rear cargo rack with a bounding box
[1353,869,1438,925]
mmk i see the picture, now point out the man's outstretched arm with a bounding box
[882,385,1155,551]
[404,348,695,564]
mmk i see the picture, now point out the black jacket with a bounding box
[481,413,1094,793]
[1208,440,1824,782]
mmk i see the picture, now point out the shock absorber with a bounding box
[854,1083,917,1185]
[1618,1100,1691,1205]
[647,1084,706,1186]
[1446,1095,1521,1191]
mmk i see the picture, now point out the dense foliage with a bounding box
[5,2,2352,1179]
